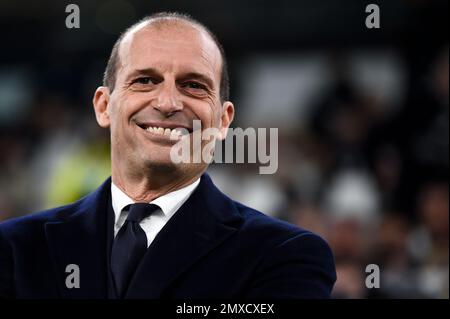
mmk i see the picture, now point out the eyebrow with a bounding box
[127,68,215,90]
[127,68,161,80]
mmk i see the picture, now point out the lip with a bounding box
[134,122,191,144]
[134,120,193,133]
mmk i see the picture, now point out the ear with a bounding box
[218,101,234,140]
[93,86,111,128]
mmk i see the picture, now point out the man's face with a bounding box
[94,22,233,174]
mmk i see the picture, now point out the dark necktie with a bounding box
[111,203,159,297]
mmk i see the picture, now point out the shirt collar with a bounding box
[111,178,200,223]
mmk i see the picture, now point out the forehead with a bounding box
[118,21,222,82]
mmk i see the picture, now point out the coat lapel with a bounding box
[125,173,243,299]
[45,178,113,298]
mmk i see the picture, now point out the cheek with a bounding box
[195,101,222,128]
[211,105,223,127]
[108,99,131,140]
[111,93,138,126]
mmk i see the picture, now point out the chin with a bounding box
[140,153,178,171]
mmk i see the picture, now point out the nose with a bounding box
[152,80,183,116]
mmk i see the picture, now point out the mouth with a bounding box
[135,121,193,139]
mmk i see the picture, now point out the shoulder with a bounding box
[0,201,81,240]
[0,177,110,240]
[230,200,336,298]
[203,174,330,251]
[233,200,332,255]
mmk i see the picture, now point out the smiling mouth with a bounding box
[135,122,193,138]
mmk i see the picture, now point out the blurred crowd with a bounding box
[210,47,449,298]
[0,3,448,299]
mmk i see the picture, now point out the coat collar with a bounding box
[45,173,243,298]
[44,178,112,298]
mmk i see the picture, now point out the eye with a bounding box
[133,77,154,85]
[182,82,206,90]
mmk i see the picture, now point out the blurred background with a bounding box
[0,0,448,298]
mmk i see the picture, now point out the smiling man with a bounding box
[0,12,336,299]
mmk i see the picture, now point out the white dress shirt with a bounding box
[111,179,200,247]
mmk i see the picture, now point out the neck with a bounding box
[111,164,204,203]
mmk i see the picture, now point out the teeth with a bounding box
[170,129,181,139]
[145,126,185,138]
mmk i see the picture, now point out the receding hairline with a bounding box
[103,12,230,102]
[117,17,223,82]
